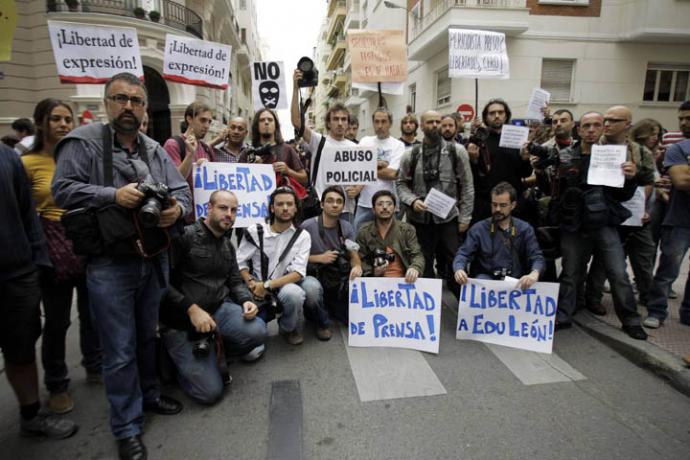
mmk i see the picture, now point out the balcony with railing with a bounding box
[408,0,528,60]
[47,0,203,39]
[326,34,347,71]
[344,0,360,30]
[326,0,347,44]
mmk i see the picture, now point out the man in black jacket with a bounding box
[161,190,266,405]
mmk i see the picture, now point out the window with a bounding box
[643,64,690,102]
[541,59,574,102]
[241,28,246,44]
[409,83,416,113]
[435,67,451,107]
[240,0,247,9]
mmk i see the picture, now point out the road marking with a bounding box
[267,380,303,460]
[340,327,447,402]
[486,343,586,385]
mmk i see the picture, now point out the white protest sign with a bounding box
[192,162,276,227]
[457,278,559,354]
[448,29,509,79]
[352,81,405,95]
[499,125,530,150]
[423,188,456,219]
[252,61,287,111]
[587,145,627,188]
[349,277,442,354]
[319,146,378,185]
[47,21,143,83]
[163,34,231,89]
[621,186,646,227]
[525,88,550,120]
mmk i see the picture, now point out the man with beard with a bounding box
[237,187,312,345]
[396,111,473,294]
[52,73,191,459]
[453,182,544,288]
[215,117,248,163]
[160,190,266,404]
[357,190,424,282]
[400,113,420,148]
[467,99,532,222]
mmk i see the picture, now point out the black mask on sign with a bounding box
[259,81,279,108]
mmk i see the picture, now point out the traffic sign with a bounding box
[456,103,475,122]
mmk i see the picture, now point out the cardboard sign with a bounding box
[47,21,143,83]
[319,146,378,186]
[349,277,442,354]
[448,29,509,79]
[192,162,276,227]
[348,29,407,83]
[457,279,559,354]
[252,61,288,110]
[163,34,231,89]
[587,145,626,188]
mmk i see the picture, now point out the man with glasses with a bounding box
[52,72,191,460]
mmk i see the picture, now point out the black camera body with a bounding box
[491,267,512,280]
[189,331,214,359]
[373,248,396,267]
[136,180,172,228]
[528,143,559,170]
[246,144,273,163]
[468,126,490,146]
[297,57,319,88]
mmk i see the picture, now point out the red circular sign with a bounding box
[456,104,475,122]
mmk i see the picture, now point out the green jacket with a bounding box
[356,219,425,276]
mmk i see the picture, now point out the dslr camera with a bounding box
[468,126,490,146]
[188,331,215,359]
[136,177,172,228]
[491,267,512,280]
[245,144,273,163]
[373,248,396,267]
[527,143,558,170]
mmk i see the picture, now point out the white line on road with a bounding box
[486,343,586,385]
[340,327,447,402]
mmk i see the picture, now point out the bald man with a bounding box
[215,117,248,163]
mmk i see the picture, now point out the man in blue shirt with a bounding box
[453,182,544,290]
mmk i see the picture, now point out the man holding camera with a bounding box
[453,182,544,289]
[237,187,312,345]
[301,186,363,329]
[357,190,424,283]
[52,73,191,460]
[160,190,266,404]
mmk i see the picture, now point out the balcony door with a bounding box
[143,66,171,144]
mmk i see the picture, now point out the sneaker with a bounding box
[642,316,661,329]
[622,325,648,340]
[669,289,679,299]
[316,327,332,341]
[283,329,304,346]
[20,412,78,439]
[241,344,265,362]
[47,392,74,415]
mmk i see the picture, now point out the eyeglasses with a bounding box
[603,117,627,124]
[107,94,146,108]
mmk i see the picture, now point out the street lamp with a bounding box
[383,1,409,11]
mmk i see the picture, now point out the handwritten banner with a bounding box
[349,277,442,354]
[192,162,276,227]
[319,146,378,185]
[457,279,559,354]
[448,29,509,79]
[251,61,288,110]
[163,34,231,89]
[348,29,407,83]
[47,21,143,83]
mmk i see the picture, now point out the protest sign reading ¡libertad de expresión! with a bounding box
[348,29,407,83]
[163,34,232,89]
[47,21,143,83]
[448,29,509,79]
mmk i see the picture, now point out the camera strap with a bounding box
[317,214,346,251]
[243,224,304,281]
[310,135,327,186]
[296,91,311,139]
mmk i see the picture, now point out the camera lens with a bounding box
[138,198,162,228]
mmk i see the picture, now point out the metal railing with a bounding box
[409,0,527,41]
[47,0,203,39]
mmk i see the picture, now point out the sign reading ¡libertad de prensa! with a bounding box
[348,29,407,83]
[457,278,559,354]
[163,34,232,89]
[448,29,509,79]
[349,277,442,354]
[47,21,143,84]
[319,146,378,186]
[192,162,276,228]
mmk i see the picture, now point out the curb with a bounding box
[574,311,690,398]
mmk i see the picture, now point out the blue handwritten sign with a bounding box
[349,277,442,354]
[456,279,559,354]
[192,162,276,228]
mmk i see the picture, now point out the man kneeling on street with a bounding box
[453,182,545,289]
[160,190,266,405]
[357,190,424,282]
[301,186,363,327]
[237,187,313,345]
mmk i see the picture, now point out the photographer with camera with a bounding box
[357,190,424,283]
[453,182,544,289]
[237,187,312,346]
[160,190,265,404]
[52,73,191,459]
[301,186,363,332]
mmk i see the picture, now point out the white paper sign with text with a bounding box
[587,145,626,188]
[163,34,231,89]
[525,88,551,120]
[499,125,530,150]
[319,146,378,185]
[448,29,509,79]
[621,186,646,227]
[424,188,457,219]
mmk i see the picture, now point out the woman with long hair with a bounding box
[20,98,102,414]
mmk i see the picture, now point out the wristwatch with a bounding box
[263,280,272,292]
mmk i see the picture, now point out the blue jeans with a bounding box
[353,206,375,233]
[646,226,690,322]
[163,301,266,404]
[275,282,306,332]
[300,275,330,328]
[87,254,168,439]
[559,227,641,326]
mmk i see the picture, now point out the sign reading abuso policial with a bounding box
[319,146,378,186]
